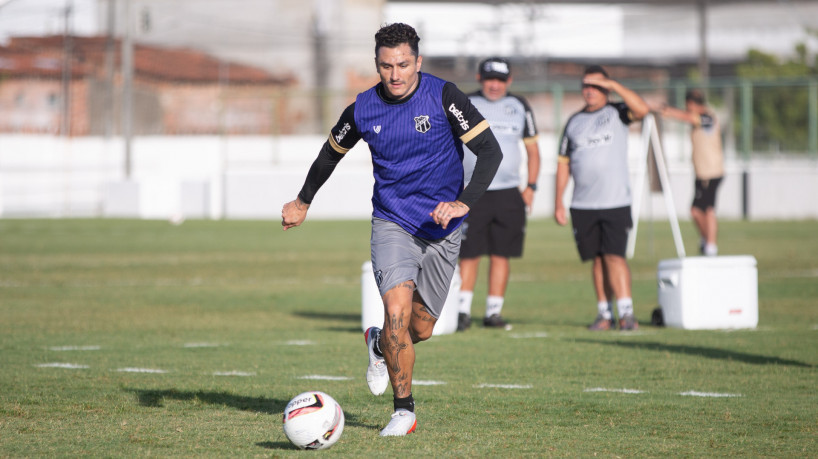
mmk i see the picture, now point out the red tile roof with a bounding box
[0,35,293,85]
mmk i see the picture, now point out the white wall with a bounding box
[1,133,817,221]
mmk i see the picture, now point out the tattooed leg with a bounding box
[380,281,416,399]
[409,290,437,343]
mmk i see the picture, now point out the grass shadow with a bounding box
[577,339,814,368]
[125,388,374,429]
[293,311,361,323]
[127,388,287,414]
[256,441,299,451]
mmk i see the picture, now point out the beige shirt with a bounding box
[691,112,724,180]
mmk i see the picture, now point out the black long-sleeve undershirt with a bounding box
[297,143,344,205]
[458,128,502,209]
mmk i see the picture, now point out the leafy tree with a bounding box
[735,43,817,153]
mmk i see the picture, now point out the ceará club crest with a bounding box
[414,115,431,133]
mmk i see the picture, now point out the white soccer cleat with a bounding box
[364,327,389,396]
[379,409,417,437]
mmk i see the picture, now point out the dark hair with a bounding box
[583,65,609,78]
[685,89,706,105]
[374,23,420,57]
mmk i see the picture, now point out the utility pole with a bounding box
[104,0,115,138]
[121,0,133,179]
[312,0,332,132]
[697,0,709,86]
[61,0,73,137]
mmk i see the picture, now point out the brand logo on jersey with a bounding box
[585,132,613,147]
[373,125,381,134]
[448,103,469,130]
[374,270,383,287]
[414,115,431,133]
[335,123,351,143]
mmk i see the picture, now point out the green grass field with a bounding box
[1,218,815,457]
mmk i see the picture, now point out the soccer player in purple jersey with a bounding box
[281,23,502,436]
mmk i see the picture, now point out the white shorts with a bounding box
[369,218,461,319]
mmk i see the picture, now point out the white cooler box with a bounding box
[657,255,758,330]
[361,261,460,335]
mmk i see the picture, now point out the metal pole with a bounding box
[697,0,709,85]
[552,83,563,151]
[741,80,753,160]
[104,0,115,138]
[809,79,818,158]
[121,0,133,179]
[61,1,73,137]
[741,80,753,220]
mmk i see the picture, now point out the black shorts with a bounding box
[459,188,526,259]
[570,206,633,262]
[692,177,722,211]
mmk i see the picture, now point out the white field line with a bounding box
[718,328,761,333]
[116,367,169,374]
[679,390,742,398]
[616,331,651,336]
[298,375,353,381]
[474,383,533,389]
[47,345,101,351]
[35,362,89,369]
[585,387,647,394]
[183,342,224,348]
[283,340,316,346]
[212,371,256,377]
[412,379,447,386]
[509,332,549,339]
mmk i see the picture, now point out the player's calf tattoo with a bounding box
[384,325,408,374]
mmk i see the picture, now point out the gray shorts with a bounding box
[370,217,461,319]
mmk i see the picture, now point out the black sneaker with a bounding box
[457,313,471,332]
[483,314,511,330]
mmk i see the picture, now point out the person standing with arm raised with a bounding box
[652,89,724,256]
[554,65,649,331]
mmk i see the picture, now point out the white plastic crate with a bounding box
[657,255,758,329]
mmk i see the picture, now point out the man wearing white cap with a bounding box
[457,57,541,331]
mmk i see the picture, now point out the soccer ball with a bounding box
[282,391,345,450]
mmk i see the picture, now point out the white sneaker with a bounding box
[364,327,389,396]
[379,409,417,437]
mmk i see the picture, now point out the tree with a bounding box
[735,44,817,154]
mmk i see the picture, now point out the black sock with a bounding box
[394,394,414,413]
[372,329,384,358]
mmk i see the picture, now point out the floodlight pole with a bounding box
[697,0,709,86]
[61,1,73,137]
[121,0,133,179]
[104,0,115,138]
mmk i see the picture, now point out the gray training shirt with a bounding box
[558,102,633,210]
[463,92,538,191]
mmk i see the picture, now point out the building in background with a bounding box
[3,0,816,136]
[0,36,296,136]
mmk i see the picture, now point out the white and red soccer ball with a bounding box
[282,391,345,450]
